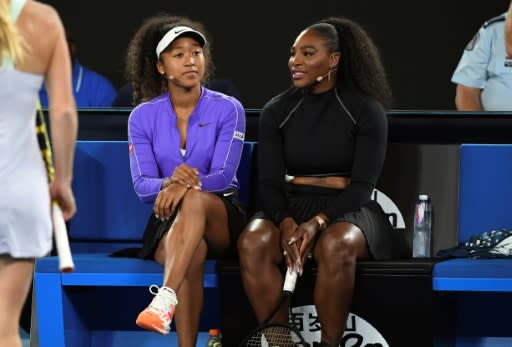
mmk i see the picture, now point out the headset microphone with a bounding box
[316,67,337,83]
[161,72,175,80]
[316,72,329,82]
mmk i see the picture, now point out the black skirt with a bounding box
[111,191,247,260]
[252,184,407,260]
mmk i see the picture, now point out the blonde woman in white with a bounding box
[0,0,77,345]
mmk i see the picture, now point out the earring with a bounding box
[328,68,333,81]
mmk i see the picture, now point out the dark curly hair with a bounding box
[310,17,392,109]
[125,14,214,105]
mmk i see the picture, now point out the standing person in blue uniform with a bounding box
[451,10,512,110]
[124,14,246,346]
[506,1,512,56]
[0,0,77,346]
[39,29,117,107]
[238,17,405,346]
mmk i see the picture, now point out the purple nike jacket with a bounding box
[128,88,246,203]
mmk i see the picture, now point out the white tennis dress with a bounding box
[0,0,52,258]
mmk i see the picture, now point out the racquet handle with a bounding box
[52,202,75,272]
[283,265,299,293]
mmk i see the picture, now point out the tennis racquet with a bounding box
[239,266,307,347]
[36,101,75,272]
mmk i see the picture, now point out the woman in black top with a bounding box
[238,17,404,346]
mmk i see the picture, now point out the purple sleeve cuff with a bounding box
[132,176,164,203]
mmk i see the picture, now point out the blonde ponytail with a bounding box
[0,0,24,65]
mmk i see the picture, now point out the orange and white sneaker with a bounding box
[136,285,178,335]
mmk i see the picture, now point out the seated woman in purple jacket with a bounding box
[125,14,246,346]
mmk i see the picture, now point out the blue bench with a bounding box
[34,140,439,347]
[432,144,512,346]
[38,141,512,346]
[433,144,512,291]
[33,140,256,347]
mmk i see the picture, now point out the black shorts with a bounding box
[137,191,247,260]
[251,185,407,260]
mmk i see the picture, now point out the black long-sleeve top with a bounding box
[258,86,388,224]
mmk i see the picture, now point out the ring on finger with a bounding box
[307,252,312,259]
[283,250,287,256]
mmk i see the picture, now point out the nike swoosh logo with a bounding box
[198,122,211,128]
[174,29,186,34]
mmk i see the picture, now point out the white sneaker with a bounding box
[135,285,177,335]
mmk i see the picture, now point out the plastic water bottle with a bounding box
[413,194,432,258]
[206,328,222,347]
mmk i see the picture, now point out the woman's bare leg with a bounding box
[152,190,230,347]
[238,219,288,324]
[0,255,34,347]
[314,222,369,346]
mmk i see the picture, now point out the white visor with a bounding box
[156,26,206,59]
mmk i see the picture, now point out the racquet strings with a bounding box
[243,323,304,347]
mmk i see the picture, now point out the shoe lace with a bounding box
[147,285,175,319]
[149,284,160,295]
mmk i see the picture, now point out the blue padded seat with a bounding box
[457,144,512,242]
[433,259,512,291]
[70,141,152,243]
[433,144,512,292]
[35,254,218,287]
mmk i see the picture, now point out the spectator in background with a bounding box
[122,14,246,346]
[39,29,117,107]
[0,0,77,346]
[506,1,512,56]
[451,10,512,110]
[208,78,241,101]
[238,17,406,346]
